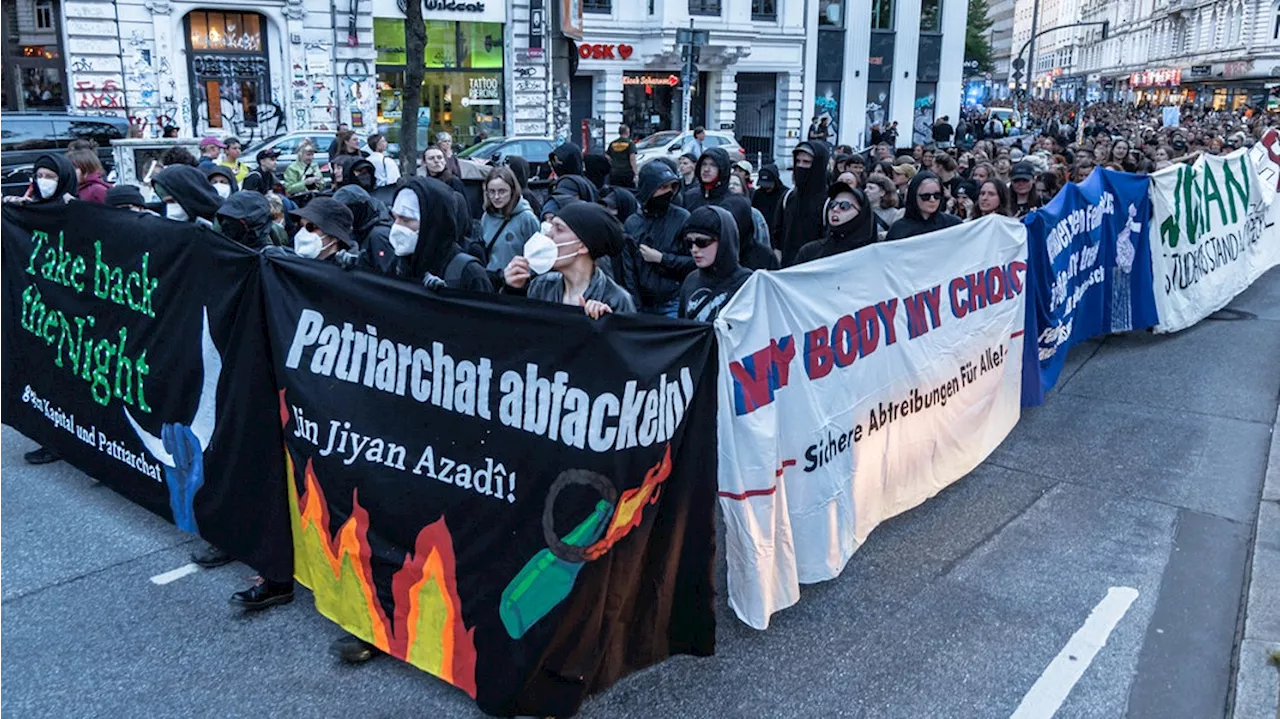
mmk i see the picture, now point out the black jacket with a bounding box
[154,164,223,221]
[214,191,273,249]
[504,155,544,218]
[679,205,753,323]
[793,185,877,264]
[621,162,693,308]
[680,147,733,210]
[883,171,963,241]
[777,141,831,265]
[242,167,282,195]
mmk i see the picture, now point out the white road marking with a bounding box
[1010,586,1140,719]
[150,563,200,585]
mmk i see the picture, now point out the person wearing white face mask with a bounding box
[151,165,224,225]
[3,153,77,206]
[7,153,77,466]
[374,177,492,291]
[287,197,355,262]
[204,165,239,200]
[503,203,635,318]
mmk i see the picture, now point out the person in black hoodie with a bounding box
[549,141,585,180]
[793,181,876,264]
[679,205,753,323]
[215,191,275,249]
[752,164,787,238]
[8,153,77,467]
[541,174,598,219]
[153,164,223,223]
[332,154,378,193]
[622,162,693,317]
[681,147,734,210]
[333,185,393,259]
[583,153,612,191]
[776,141,831,265]
[383,177,491,292]
[882,171,963,242]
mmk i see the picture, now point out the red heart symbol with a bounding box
[618,44,633,60]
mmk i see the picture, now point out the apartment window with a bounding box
[34,0,53,29]
[819,0,844,26]
[871,0,894,29]
[584,0,610,11]
[919,0,941,31]
[1273,1,1279,39]
[752,0,777,21]
[689,0,721,15]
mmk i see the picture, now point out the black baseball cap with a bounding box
[256,147,282,161]
[1011,161,1036,181]
[290,197,354,247]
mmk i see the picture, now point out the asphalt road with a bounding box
[4,268,1278,719]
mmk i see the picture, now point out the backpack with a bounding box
[443,250,483,289]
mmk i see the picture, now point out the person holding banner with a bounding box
[153,165,223,224]
[792,181,876,265]
[386,178,492,292]
[678,205,752,322]
[882,171,961,242]
[288,197,356,263]
[503,202,634,317]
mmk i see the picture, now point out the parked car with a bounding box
[634,130,746,168]
[243,130,340,171]
[457,136,557,179]
[1,114,130,196]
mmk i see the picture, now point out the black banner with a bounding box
[261,255,718,716]
[1,203,292,579]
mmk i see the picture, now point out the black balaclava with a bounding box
[550,142,585,177]
[584,153,611,190]
[599,186,637,223]
[636,161,680,217]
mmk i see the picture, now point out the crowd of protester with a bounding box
[4,100,1276,662]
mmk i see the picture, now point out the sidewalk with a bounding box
[1232,401,1280,717]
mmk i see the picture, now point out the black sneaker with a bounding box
[330,633,381,663]
[23,447,61,465]
[230,578,294,611]
[191,545,234,568]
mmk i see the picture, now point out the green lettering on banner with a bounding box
[1202,163,1228,230]
[1222,155,1250,224]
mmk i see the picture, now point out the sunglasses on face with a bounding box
[918,192,943,201]
[303,221,322,234]
[686,234,717,249]
[829,200,858,212]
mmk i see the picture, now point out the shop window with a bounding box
[584,0,611,12]
[920,0,941,32]
[871,0,894,29]
[373,19,461,67]
[688,0,721,15]
[375,70,503,148]
[752,0,777,21]
[185,11,269,135]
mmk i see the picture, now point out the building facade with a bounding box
[3,0,969,155]
[811,0,968,148]
[567,0,805,165]
[986,0,1016,99]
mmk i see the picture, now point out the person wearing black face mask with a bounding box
[332,155,378,193]
[777,141,831,266]
[620,161,693,317]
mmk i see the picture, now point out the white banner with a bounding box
[714,215,1029,629]
[1149,148,1280,333]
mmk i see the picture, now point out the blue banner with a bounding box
[1022,168,1160,405]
